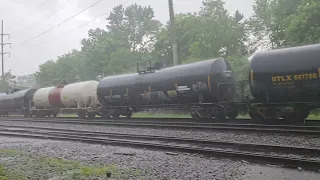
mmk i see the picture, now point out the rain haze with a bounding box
[0,0,254,76]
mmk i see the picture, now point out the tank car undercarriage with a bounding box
[27,102,100,119]
[189,103,240,121]
[98,107,132,119]
[248,102,313,124]
[0,111,9,117]
[97,102,240,121]
[76,108,99,119]
[27,109,60,118]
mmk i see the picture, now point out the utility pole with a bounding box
[1,20,11,92]
[168,0,179,66]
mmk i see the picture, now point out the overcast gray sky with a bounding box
[0,0,254,76]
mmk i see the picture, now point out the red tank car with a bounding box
[48,87,64,108]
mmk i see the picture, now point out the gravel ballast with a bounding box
[0,137,320,180]
[0,137,245,180]
[0,121,320,149]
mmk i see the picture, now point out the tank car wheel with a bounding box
[87,113,96,119]
[191,108,211,121]
[285,107,308,125]
[214,111,226,121]
[226,108,239,120]
[112,113,120,119]
[284,113,304,125]
[190,111,201,121]
[300,107,310,119]
[111,109,121,119]
[212,105,226,121]
[126,115,132,119]
[126,111,132,119]
[77,110,86,119]
[5,112,9,117]
[35,112,42,118]
[101,113,111,119]
[190,106,202,121]
[121,108,132,119]
[249,107,263,123]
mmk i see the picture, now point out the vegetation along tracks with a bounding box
[0,125,319,171]
[1,118,320,135]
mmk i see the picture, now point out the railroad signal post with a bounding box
[0,20,11,90]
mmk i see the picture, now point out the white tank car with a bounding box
[60,80,100,108]
[33,87,55,109]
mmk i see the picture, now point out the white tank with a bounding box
[60,81,100,108]
[33,87,55,109]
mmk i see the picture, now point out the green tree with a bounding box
[0,70,18,92]
[35,3,162,84]
[107,3,162,53]
[80,28,110,79]
[34,50,85,87]
[154,13,202,64]
[104,47,141,75]
[286,0,320,45]
[34,60,57,87]
[34,1,250,86]
[248,0,320,48]
[155,0,248,64]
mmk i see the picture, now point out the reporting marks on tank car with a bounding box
[271,69,320,83]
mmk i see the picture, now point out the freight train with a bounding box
[0,81,101,118]
[0,43,319,124]
[248,43,320,123]
[97,57,237,119]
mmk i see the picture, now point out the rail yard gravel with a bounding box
[0,136,244,180]
[0,121,320,149]
[0,136,319,180]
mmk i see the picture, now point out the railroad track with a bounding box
[1,118,320,135]
[0,117,253,125]
[56,117,320,125]
[2,116,320,125]
[1,116,252,123]
[0,125,319,171]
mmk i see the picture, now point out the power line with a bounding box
[15,0,77,34]
[39,0,132,46]
[7,0,54,29]
[41,0,77,19]
[16,0,107,46]
[39,12,109,46]
[26,0,54,17]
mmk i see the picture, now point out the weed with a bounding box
[0,149,143,179]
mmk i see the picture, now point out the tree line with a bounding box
[10,0,320,88]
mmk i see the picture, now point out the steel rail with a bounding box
[0,119,320,135]
[0,128,319,171]
[0,126,319,157]
[2,116,320,125]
